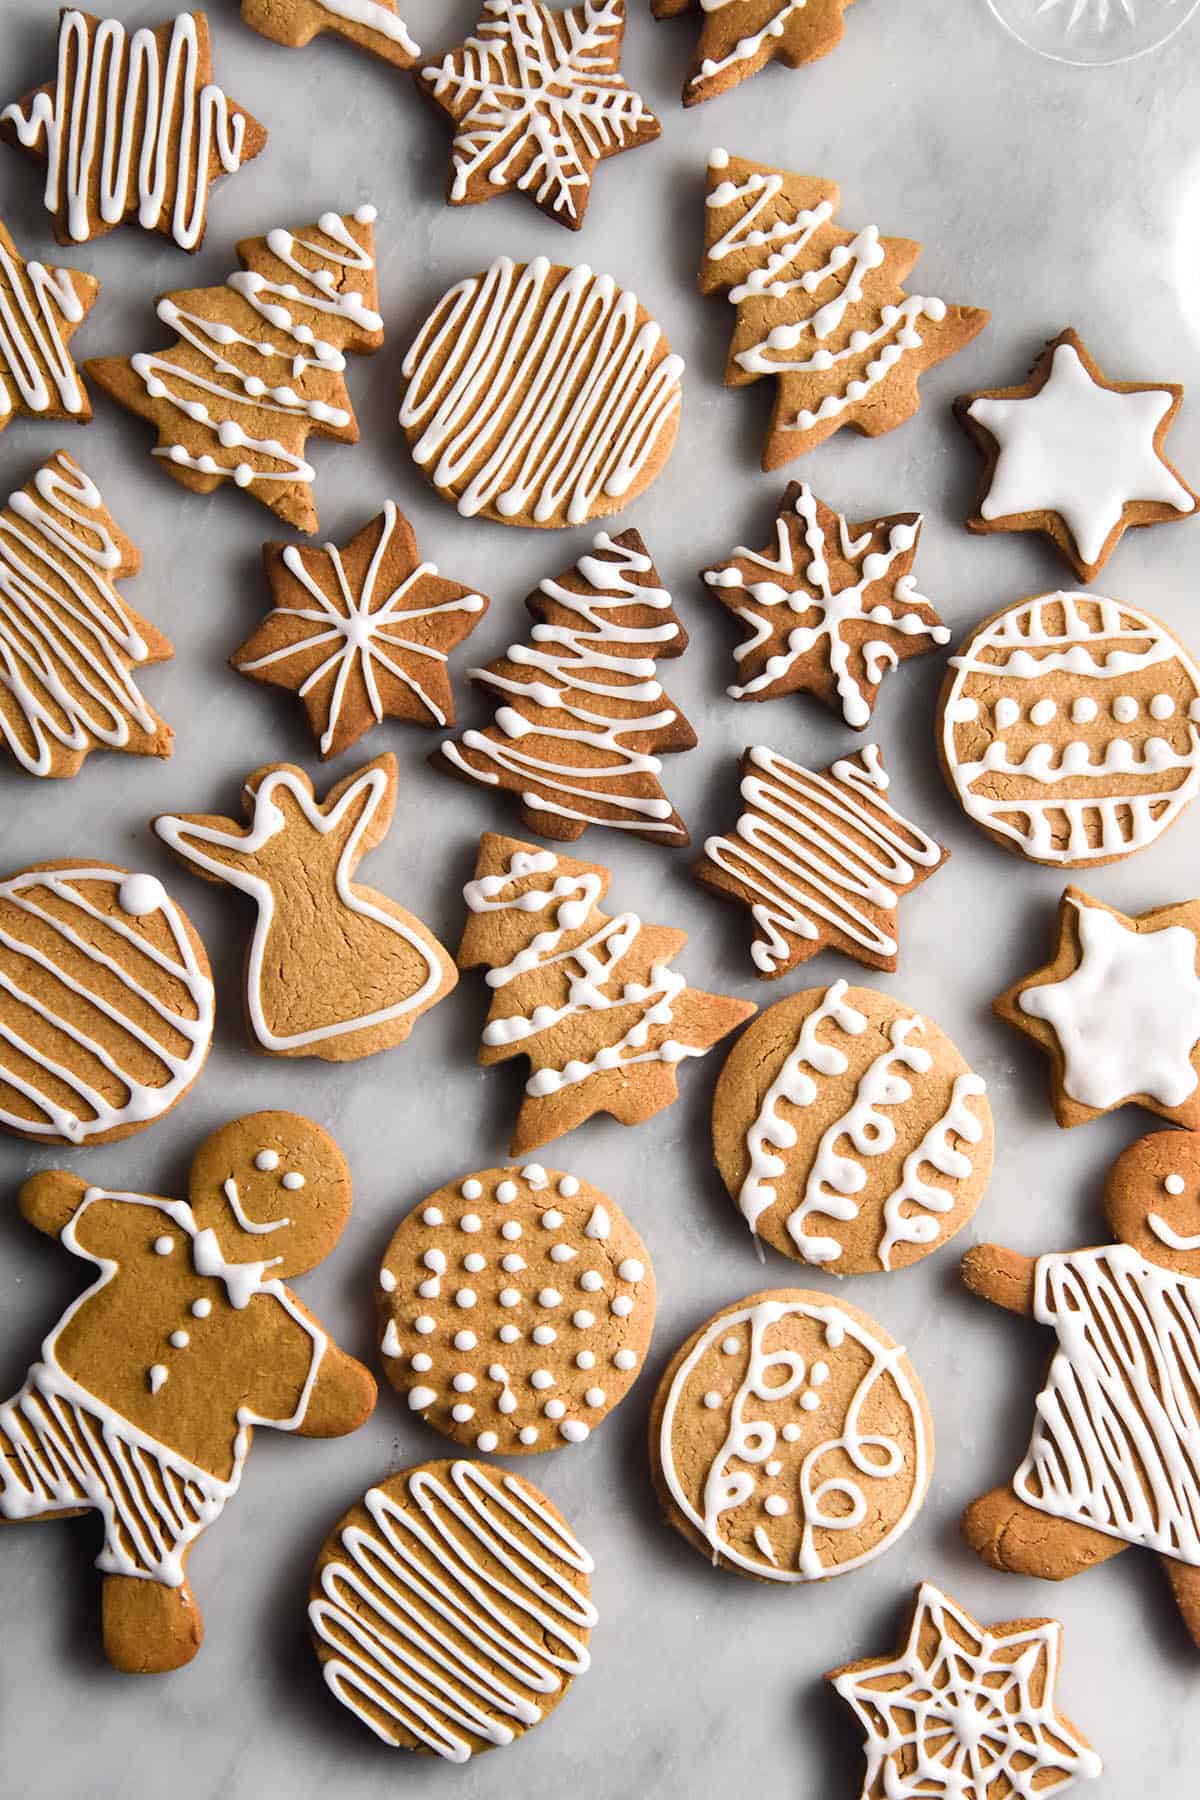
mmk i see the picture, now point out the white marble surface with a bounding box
[2,0,1200,1792]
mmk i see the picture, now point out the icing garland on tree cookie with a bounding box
[0,220,98,428]
[653,0,859,108]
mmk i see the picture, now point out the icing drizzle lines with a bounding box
[0,237,86,418]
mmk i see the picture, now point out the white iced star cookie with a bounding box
[956,329,1198,581]
[828,1581,1101,1800]
[995,886,1200,1129]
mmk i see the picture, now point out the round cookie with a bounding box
[938,590,1200,867]
[713,982,992,1275]
[650,1288,933,1584]
[377,1163,655,1452]
[398,256,684,528]
[0,860,214,1146]
[309,1457,596,1762]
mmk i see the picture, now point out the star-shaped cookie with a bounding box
[240,0,420,66]
[232,501,490,759]
[829,1581,1101,1800]
[417,0,661,228]
[956,330,1199,581]
[0,220,98,429]
[702,483,950,725]
[995,886,1200,1130]
[653,0,857,108]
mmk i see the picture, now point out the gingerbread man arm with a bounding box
[19,1171,91,1239]
[961,1243,1038,1316]
[294,1339,377,1438]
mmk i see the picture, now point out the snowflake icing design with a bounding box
[832,1583,1102,1800]
[420,0,660,224]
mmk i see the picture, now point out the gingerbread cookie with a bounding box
[701,150,989,472]
[378,1163,654,1454]
[697,746,947,978]
[0,1111,375,1672]
[961,1128,1200,1649]
[701,483,948,719]
[956,329,1198,582]
[0,861,213,1147]
[829,1581,1102,1798]
[0,221,98,429]
[712,982,991,1274]
[655,0,857,107]
[310,1457,595,1760]
[155,755,455,1061]
[650,1288,932,1582]
[232,501,489,758]
[1,10,267,251]
[434,529,694,844]
[417,0,660,229]
[0,451,174,779]
[240,0,420,64]
[399,255,684,527]
[461,833,755,1153]
[939,591,1200,867]
[994,886,1200,1131]
[87,208,383,535]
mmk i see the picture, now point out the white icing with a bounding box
[970,341,1196,567]
[155,763,444,1052]
[1,12,248,249]
[703,745,942,974]
[305,0,419,55]
[1148,1214,1200,1253]
[1165,1173,1186,1196]
[690,0,809,89]
[399,256,683,525]
[441,532,686,838]
[1019,897,1200,1111]
[0,864,213,1143]
[0,235,86,416]
[222,1177,290,1237]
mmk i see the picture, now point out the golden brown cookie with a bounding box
[417,0,660,229]
[240,0,420,64]
[701,482,949,719]
[828,1581,1102,1796]
[377,1163,654,1453]
[399,255,684,527]
[696,745,947,978]
[0,860,213,1147]
[994,886,1200,1130]
[232,501,489,758]
[701,150,989,472]
[433,528,694,844]
[460,832,756,1153]
[309,1457,595,1760]
[0,10,267,251]
[0,1111,376,1673]
[0,451,174,779]
[956,329,1198,582]
[655,0,857,107]
[154,754,456,1061]
[87,207,383,534]
[649,1287,933,1582]
[0,220,98,429]
[712,983,992,1274]
[938,590,1200,868]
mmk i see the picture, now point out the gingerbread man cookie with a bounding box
[956,330,1198,582]
[0,1112,376,1672]
[155,755,456,1062]
[0,220,98,429]
[962,1128,1200,1650]
[378,1163,654,1454]
[1,10,267,251]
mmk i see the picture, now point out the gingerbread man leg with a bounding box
[102,1573,203,1674]
[962,1484,1130,1581]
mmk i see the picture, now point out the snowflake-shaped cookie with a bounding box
[418,0,661,228]
[702,483,949,725]
[829,1581,1101,1800]
[232,502,489,758]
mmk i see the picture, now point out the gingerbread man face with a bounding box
[1104,1130,1200,1276]
[188,1111,352,1279]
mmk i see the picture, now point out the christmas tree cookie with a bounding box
[655,0,860,109]
[0,220,98,430]
[434,529,695,844]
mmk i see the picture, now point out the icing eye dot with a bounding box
[461,1179,483,1201]
[560,1419,588,1442]
[1165,1173,1186,1195]
[379,1269,396,1293]
[584,1387,606,1408]
[1071,696,1098,725]
[720,1335,740,1355]
[558,1175,580,1197]
[532,1325,557,1346]
[543,1398,566,1420]
[153,1236,174,1256]
[410,1352,432,1372]
[572,1309,595,1329]
[463,1253,486,1274]
[781,1421,802,1442]
[576,1350,596,1370]
[501,1221,522,1241]
[451,1403,475,1423]
[763,1495,789,1517]
[613,1349,637,1371]
[703,1391,722,1409]
[453,1330,477,1351]
[477,1430,498,1453]
[414,1315,435,1335]
[580,1270,603,1293]
[454,1288,477,1309]
[800,1391,820,1411]
[169,1330,189,1349]
[422,1207,443,1226]
[530,1369,554,1390]
[499,1288,521,1308]
[538,1287,562,1308]
[460,1214,482,1233]
[1113,694,1138,723]
[541,1209,564,1230]
[611,1295,634,1318]
[496,1180,517,1204]
[254,1150,280,1171]
[281,1171,304,1190]
[498,1324,521,1344]
[519,1426,539,1445]
[617,1258,644,1283]
[191,1298,212,1319]
[453,1373,476,1393]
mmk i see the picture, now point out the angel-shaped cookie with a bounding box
[0,1112,375,1672]
[962,1128,1200,1647]
[154,754,456,1061]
